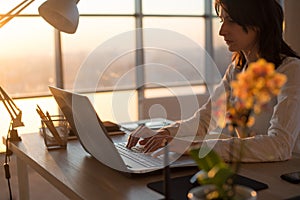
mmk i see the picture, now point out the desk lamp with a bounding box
[1,2,79,199]
[0,0,80,34]
[0,0,79,137]
[39,0,80,34]
[0,87,24,141]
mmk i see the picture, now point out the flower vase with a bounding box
[187,184,257,200]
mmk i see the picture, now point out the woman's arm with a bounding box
[210,58,300,162]
[165,63,235,138]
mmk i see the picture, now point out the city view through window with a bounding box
[0,0,231,150]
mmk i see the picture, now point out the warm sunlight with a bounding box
[0,0,231,152]
[0,91,138,151]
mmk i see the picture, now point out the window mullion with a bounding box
[204,0,215,89]
[135,0,145,119]
[54,29,64,89]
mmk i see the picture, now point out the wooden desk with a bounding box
[5,133,300,200]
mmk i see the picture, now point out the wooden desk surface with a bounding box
[7,133,300,200]
[237,155,300,200]
[7,133,197,200]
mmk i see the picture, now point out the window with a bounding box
[62,17,135,91]
[143,0,204,15]
[0,17,55,97]
[0,0,231,140]
[0,0,231,96]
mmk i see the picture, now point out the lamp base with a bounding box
[9,129,22,141]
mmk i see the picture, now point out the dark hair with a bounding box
[215,0,300,68]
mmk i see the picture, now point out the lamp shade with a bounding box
[38,0,79,34]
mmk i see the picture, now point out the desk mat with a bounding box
[286,195,300,200]
[147,174,268,200]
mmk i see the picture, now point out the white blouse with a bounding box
[166,57,300,162]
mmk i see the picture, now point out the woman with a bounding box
[127,0,300,162]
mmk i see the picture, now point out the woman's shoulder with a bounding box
[225,61,240,74]
[277,56,300,73]
[277,57,300,86]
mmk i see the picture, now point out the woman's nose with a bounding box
[219,23,226,36]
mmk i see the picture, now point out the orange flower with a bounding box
[231,59,287,115]
[216,59,287,137]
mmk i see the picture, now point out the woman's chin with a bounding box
[227,46,237,52]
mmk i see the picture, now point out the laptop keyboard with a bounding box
[115,142,163,168]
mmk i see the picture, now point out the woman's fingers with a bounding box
[126,134,140,148]
[138,137,150,145]
[139,128,169,146]
[126,125,156,148]
[143,135,172,153]
[126,125,145,148]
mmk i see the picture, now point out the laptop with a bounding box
[49,86,196,174]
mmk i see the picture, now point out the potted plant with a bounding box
[187,59,287,200]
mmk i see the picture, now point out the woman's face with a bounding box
[218,7,259,55]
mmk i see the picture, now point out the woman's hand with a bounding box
[141,130,172,153]
[126,125,200,157]
[126,126,171,152]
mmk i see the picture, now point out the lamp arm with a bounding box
[0,87,21,119]
[1,98,15,120]
[0,0,35,28]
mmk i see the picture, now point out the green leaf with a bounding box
[207,165,234,187]
[189,147,234,195]
[189,147,223,172]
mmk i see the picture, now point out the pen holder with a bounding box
[41,115,69,149]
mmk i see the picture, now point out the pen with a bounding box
[36,105,64,145]
[46,111,64,145]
